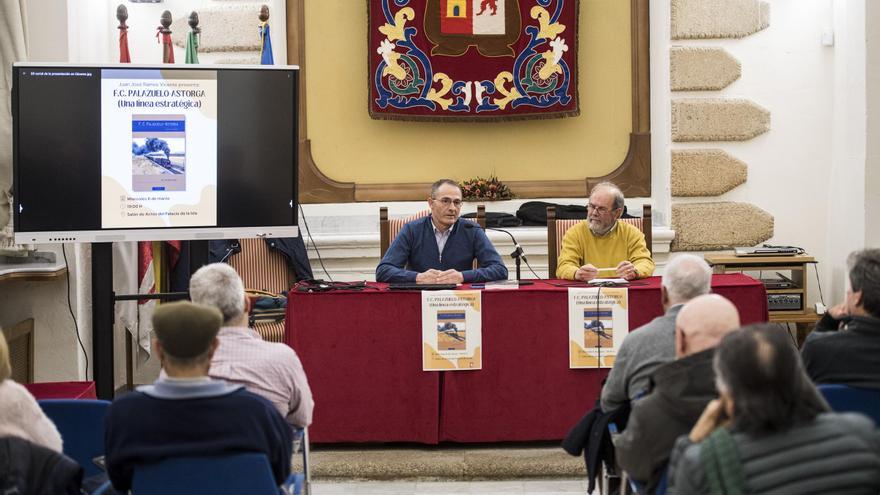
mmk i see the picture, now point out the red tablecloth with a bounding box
[24,381,97,400]
[286,274,767,444]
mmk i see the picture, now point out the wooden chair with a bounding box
[227,238,294,343]
[547,204,652,278]
[379,205,486,258]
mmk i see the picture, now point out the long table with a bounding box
[285,274,767,444]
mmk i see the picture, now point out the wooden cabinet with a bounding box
[705,254,820,344]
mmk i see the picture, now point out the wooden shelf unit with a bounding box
[705,254,820,344]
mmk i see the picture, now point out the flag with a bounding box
[185,30,199,64]
[259,21,274,65]
[157,25,175,63]
[119,24,131,63]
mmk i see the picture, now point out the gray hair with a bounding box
[430,179,461,198]
[589,182,625,210]
[189,263,246,324]
[847,248,880,318]
[662,254,713,302]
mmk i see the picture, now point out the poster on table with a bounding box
[422,290,482,370]
[568,287,629,368]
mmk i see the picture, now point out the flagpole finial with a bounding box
[188,11,201,34]
[259,5,270,22]
[116,4,129,30]
[159,10,173,34]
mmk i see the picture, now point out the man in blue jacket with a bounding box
[376,179,508,284]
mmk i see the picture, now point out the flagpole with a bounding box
[259,4,274,65]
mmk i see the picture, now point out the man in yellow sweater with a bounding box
[556,182,654,281]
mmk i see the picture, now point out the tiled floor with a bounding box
[310,479,591,494]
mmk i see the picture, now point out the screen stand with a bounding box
[91,241,210,399]
[91,243,115,400]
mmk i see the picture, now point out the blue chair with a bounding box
[818,384,880,424]
[131,453,289,494]
[38,399,111,477]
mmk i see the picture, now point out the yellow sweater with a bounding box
[556,221,655,280]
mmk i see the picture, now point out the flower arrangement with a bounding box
[460,175,514,201]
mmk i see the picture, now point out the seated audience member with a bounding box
[0,331,62,452]
[667,325,880,494]
[802,248,880,388]
[614,294,740,491]
[0,332,81,494]
[601,254,713,412]
[189,262,314,427]
[376,179,508,284]
[556,182,654,281]
[104,302,293,493]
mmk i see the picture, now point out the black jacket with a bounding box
[210,237,314,282]
[613,348,717,493]
[0,436,83,495]
[802,314,880,389]
[562,400,631,493]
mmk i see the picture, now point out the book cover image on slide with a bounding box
[131,114,186,192]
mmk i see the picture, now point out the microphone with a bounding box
[462,221,532,284]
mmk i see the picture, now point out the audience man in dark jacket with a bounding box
[104,302,292,493]
[802,248,880,389]
[613,294,740,492]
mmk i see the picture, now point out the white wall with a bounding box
[660,0,844,306]
[865,0,880,248]
[826,0,867,300]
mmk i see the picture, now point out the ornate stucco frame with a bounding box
[286,0,650,203]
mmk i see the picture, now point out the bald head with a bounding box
[675,294,740,358]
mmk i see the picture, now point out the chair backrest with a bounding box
[131,453,279,495]
[228,238,290,342]
[546,204,652,278]
[379,205,487,258]
[38,399,111,478]
[818,384,880,424]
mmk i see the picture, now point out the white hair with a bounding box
[662,254,713,303]
[189,263,246,324]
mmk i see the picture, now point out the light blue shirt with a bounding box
[432,218,454,261]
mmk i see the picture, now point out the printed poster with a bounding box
[568,287,629,368]
[422,290,482,370]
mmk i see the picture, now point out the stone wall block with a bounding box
[173,5,265,52]
[671,202,773,251]
[672,0,770,40]
[671,47,741,91]
[671,149,747,196]
[672,98,770,142]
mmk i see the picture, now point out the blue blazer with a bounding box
[376,216,508,283]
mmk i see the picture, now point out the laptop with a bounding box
[734,247,800,257]
[388,283,459,291]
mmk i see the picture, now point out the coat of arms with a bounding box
[368,0,579,121]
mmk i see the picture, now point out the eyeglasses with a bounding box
[432,197,463,208]
[587,203,617,215]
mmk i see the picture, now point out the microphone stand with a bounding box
[476,224,534,286]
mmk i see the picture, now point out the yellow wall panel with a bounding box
[305,0,631,184]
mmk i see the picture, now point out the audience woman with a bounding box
[667,324,880,494]
[0,330,63,452]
